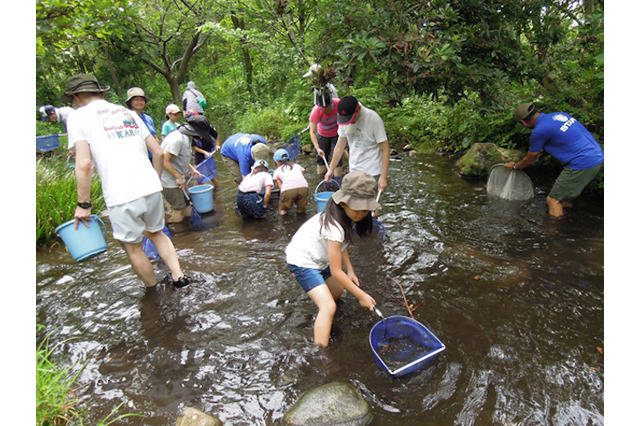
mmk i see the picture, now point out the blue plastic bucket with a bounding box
[188,184,214,213]
[55,214,108,262]
[314,179,340,213]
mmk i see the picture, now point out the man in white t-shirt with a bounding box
[325,96,390,194]
[63,73,189,288]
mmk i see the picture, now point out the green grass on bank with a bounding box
[36,154,105,248]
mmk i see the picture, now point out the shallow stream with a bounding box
[36,151,604,425]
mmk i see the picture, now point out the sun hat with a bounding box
[62,74,110,101]
[179,115,215,145]
[187,81,197,89]
[303,63,321,78]
[125,87,148,103]
[514,102,536,121]
[274,148,289,162]
[251,143,270,162]
[165,104,181,115]
[332,171,380,211]
[252,159,269,170]
[337,96,361,125]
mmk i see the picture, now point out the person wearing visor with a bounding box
[324,96,390,195]
[39,104,75,132]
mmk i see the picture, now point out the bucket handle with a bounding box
[314,179,340,196]
[90,214,107,237]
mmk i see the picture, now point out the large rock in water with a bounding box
[175,407,222,426]
[282,382,373,426]
[455,143,524,177]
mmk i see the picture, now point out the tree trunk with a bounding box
[231,11,253,93]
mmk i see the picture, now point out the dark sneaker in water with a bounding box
[172,275,190,288]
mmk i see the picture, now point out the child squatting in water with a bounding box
[285,171,379,347]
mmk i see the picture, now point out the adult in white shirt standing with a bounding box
[63,73,189,288]
[324,96,390,194]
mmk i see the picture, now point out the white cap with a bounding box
[165,103,181,114]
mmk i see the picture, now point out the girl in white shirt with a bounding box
[285,171,379,347]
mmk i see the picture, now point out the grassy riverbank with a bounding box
[36,326,142,425]
[36,153,105,248]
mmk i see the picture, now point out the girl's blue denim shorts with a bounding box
[287,264,331,292]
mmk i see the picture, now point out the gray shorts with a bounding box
[109,192,166,244]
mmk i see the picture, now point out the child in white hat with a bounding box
[236,159,274,219]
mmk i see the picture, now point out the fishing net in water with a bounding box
[487,164,535,201]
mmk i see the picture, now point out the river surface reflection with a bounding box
[36,151,604,425]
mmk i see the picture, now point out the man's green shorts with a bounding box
[548,163,603,202]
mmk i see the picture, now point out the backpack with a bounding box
[189,89,208,110]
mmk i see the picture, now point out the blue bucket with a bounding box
[314,179,340,213]
[188,184,214,213]
[55,214,108,262]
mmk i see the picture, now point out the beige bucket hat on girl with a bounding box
[125,87,149,103]
[332,171,380,211]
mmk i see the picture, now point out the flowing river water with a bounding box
[36,151,604,425]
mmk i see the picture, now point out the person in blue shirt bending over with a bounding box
[505,102,604,218]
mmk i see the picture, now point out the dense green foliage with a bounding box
[36,0,604,155]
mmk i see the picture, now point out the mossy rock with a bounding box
[455,143,524,177]
[282,382,373,426]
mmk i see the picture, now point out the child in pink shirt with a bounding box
[236,159,274,219]
[272,148,309,216]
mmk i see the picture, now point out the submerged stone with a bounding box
[282,381,373,426]
[176,407,222,426]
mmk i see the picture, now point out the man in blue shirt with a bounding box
[506,102,604,217]
[220,133,270,185]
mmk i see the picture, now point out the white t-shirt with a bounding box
[238,171,274,193]
[285,212,347,270]
[160,130,193,188]
[67,99,162,208]
[337,105,387,176]
[273,163,308,192]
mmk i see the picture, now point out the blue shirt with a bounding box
[529,112,604,170]
[220,133,267,176]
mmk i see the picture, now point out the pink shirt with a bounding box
[309,98,340,137]
[238,171,274,193]
[273,163,308,192]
